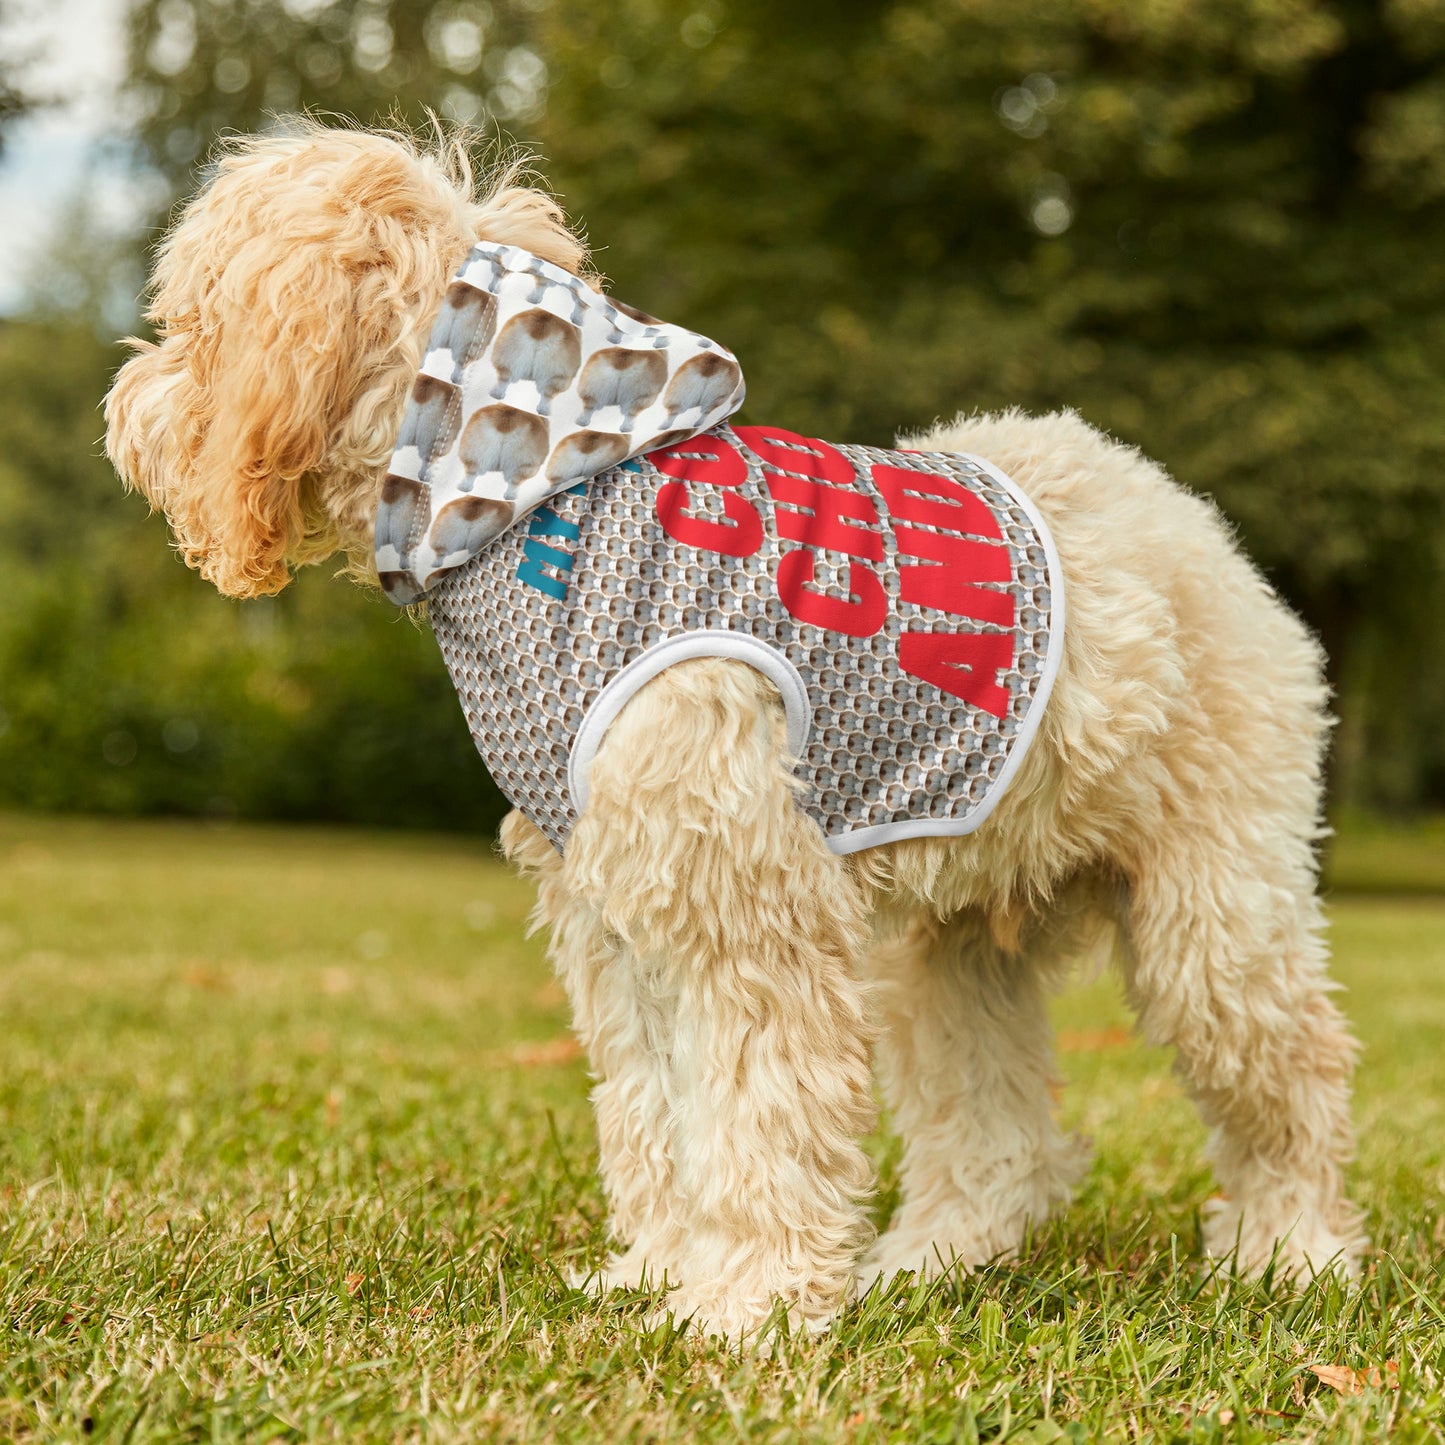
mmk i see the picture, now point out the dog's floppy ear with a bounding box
[105,333,210,565]
[107,181,397,598]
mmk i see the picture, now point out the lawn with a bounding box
[1,812,1442,1443]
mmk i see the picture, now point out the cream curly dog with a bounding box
[105,124,1363,1342]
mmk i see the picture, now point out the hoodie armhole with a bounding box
[566,630,812,817]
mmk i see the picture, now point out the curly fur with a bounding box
[105,123,1365,1344]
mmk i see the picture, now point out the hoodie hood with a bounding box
[374,242,745,605]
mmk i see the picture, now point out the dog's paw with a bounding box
[570,1245,674,1296]
[1202,1196,1366,1282]
[859,1198,1055,1291]
[856,1230,1001,1296]
[860,1137,1091,1295]
[646,1286,837,1350]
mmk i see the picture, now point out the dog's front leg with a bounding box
[565,659,878,1344]
[501,808,688,1290]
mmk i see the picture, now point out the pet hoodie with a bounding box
[375,243,1063,856]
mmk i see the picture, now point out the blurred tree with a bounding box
[0,0,545,831]
[0,317,508,832]
[124,0,538,184]
[19,0,1437,824]
[0,0,38,152]
[531,0,1445,808]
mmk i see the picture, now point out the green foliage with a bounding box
[125,0,538,182]
[1,814,1443,1440]
[0,318,508,832]
[529,0,1445,805]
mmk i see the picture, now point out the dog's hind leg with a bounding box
[859,911,1088,1290]
[1103,575,1363,1280]
[563,659,878,1342]
[1120,826,1363,1280]
[501,809,689,1292]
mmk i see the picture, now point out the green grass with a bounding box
[1324,811,1445,896]
[1,812,1442,1443]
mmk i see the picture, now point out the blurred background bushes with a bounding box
[1,0,1442,828]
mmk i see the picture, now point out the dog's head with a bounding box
[105,122,587,598]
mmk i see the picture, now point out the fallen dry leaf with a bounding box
[500,1037,584,1068]
[1056,1027,1133,1052]
[180,961,230,993]
[534,980,567,1008]
[1310,1362,1399,1395]
[344,1273,365,1296]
